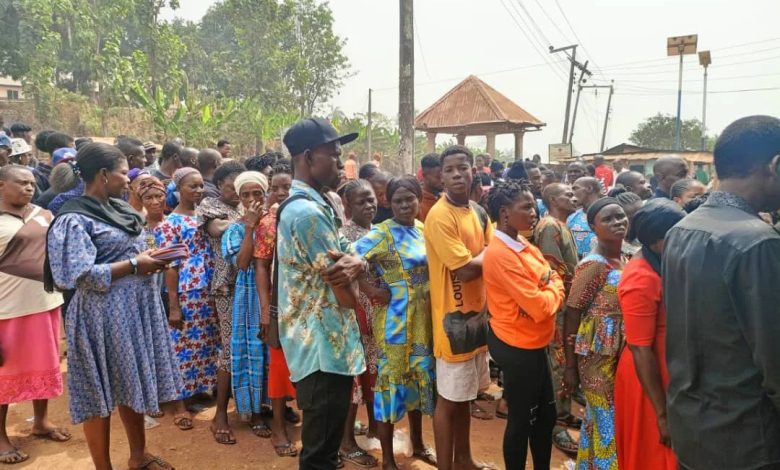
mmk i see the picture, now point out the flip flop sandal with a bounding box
[552,429,579,457]
[474,462,499,470]
[284,406,300,424]
[0,448,29,465]
[336,455,345,469]
[148,410,165,418]
[209,426,236,445]
[338,448,378,468]
[412,447,437,466]
[353,421,368,436]
[250,422,272,438]
[476,391,496,402]
[130,454,175,470]
[32,428,72,442]
[173,415,193,431]
[273,442,298,457]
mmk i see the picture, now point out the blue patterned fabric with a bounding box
[222,222,269,416]
[47,214,183,424]
[568,208,596,258]
[354,219,435,423]
[276,180,365,383]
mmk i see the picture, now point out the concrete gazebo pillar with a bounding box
[513,131,524,160]
[456,134,466,146]
[486,132,496,157]
[426,132,437,152]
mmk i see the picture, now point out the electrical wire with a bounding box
[552,0,607,79]
[413,15,431,80]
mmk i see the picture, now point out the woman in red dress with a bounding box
[614,198,686,470]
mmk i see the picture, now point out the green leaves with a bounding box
[629,113,715,151]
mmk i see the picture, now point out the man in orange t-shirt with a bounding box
[424,145,493,470]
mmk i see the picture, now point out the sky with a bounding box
[162,0,780,161]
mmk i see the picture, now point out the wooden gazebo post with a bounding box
[514,132,524,160]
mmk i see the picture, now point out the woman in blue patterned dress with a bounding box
[221,172,271,437]
[354,176,436,470]
[46,143,181,470]
[156,167,219,431]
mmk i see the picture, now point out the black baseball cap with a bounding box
[283,118,358,156]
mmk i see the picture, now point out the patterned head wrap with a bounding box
[137,176,166,199]
[172,167,201,188]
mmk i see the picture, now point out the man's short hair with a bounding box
[714,115,780,179]
[421,153,441,170]
[217,139,230,148]
[523,161,539,171]
[440,145,473,166]
[10,123,31,135]
[160,141,183,162]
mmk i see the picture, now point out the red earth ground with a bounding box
[5,362,577,469]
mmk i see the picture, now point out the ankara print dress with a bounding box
[354,219,435,424]
[156,213,220,399]
[566,253,626,470]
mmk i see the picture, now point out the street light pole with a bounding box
[675,47,684,150]
[667,34,698,150]
[698,50,712,150]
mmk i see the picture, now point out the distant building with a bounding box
[0,77,24,101]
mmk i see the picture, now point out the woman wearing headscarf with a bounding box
[221,171,271,442]
[614,199,685,470]
[483,180,565,470]
[156,167,219,432]
[46,143,180,470]
[561,197,629,470]
[138,177,166,250]
[195,160,246,444]
[128,169,151,214]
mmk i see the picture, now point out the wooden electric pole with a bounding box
[367,88,373,163]
[398,0,414,174]
[550,45,591,144]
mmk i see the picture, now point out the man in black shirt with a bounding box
[651,155,688,199]
[663,115,780,470]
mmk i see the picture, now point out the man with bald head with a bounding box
[534,182,580,455]
[567,177,603,257]
[197,148,223,198]
[566,161,587,184]
[653,155,689,199]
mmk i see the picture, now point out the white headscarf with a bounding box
[233,171,268,194]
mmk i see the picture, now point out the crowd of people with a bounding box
[0,114,778,470]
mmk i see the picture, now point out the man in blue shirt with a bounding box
[567,177,602,258]
[278,118,367,470]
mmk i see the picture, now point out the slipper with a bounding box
[250,422,272,438]
[336,455,345,469]
[412,447,437,466]
[338,448,377,468]
[148,410,165,418]
[209,425,236,445]
[129,454,175,470]
[473,462,499,470]
[476,391,496,402]
[470,403,494,420]
[273,442,298,458]
[552,429,578,457]
[32,428,72,442]
[0,448,29,465]
[173,415,193,431]
[284,406,300,424]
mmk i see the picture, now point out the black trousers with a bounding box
[488,328,556,470]
[296,371,353,470]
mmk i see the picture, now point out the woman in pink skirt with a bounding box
[0,165,70,464]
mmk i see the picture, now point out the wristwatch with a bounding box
[129,257,139,275]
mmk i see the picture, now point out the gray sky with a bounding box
[163,0,780,160]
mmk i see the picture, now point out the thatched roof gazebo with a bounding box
[414,75,545,160]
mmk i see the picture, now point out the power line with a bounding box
[552,0,607,79]
[617,71,780,84]
[412,15,431,79]
[614,86,780,96]
[599,45,780,72]
[531,0,574,44]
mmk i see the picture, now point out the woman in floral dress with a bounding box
[354,176,436,470]
[156,167,219,431]
[562,197,629,470]
[47,143,180,470]
[337,179,380,468]
[221,172,271,439]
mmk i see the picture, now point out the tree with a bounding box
[629,113,715,151]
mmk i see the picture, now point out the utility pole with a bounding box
[550,45,592,144]
[568,60,589,143]
[578,83,613,151]
[698,50,712,150]
[367,88,373,163]
[666,35,698,150]
[601,83,614,152]
[398,0,414,174]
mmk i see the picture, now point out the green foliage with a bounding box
[629,113,715,151]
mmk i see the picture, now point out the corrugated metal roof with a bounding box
[414,75,544,132]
